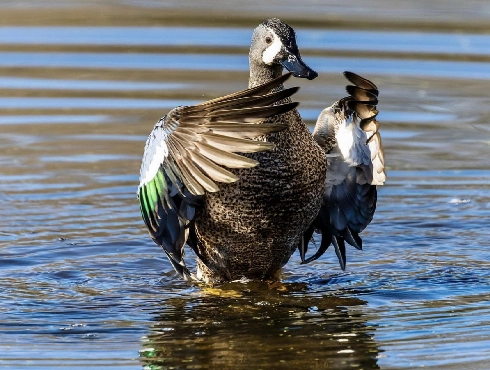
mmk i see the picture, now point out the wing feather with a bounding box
[194,142,259,168]
[197,72,293,106]
[302,71,385,270]
[201,133,276,153]
[138,73,299,279]
[188,150,239,183]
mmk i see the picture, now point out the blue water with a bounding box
[2,52,490,80]
[1,2,490,369]
[1,27,489,57]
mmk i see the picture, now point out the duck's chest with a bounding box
[193,118,326,281]
[247,131,324,203]
[201,118,327,229]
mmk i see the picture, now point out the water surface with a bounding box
[1,1,490,369]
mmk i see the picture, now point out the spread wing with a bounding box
[300,71,386,270]
[138,73,299,279]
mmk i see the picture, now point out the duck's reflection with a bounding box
[140,281,380,369]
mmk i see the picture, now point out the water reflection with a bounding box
[141,282,380,369]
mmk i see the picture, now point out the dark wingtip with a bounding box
[332,236,347,271]
[299,226,315,264]
[347,101,378,122]
[343,71,378,96]
[284,101,299,110]
[343,228,363,251]
[163,249,192,280]
[286,86,301,95]
[299,240,307,264]
[277,72,293,84]
[345,85,378,105]
[302,229,332,264]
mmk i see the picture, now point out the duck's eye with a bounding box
[265,36,272,44]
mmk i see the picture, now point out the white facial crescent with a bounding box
[262,29,283,65]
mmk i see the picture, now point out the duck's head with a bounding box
[250,18,318,80]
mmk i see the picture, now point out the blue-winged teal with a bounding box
[138,18,385,283]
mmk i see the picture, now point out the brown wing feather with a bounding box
[138,73,300,279]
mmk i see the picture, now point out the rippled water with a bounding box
[1,1,490,369]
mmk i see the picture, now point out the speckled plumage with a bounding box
[189,19,326,283]
[194,108,326,282]
[262,18,296,47]
[138,18,384,284]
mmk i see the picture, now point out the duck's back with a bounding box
[194,109,326,282]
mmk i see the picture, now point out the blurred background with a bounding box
[1,1,490,369]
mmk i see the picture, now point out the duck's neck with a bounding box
[248,60,284,89]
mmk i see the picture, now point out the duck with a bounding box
[137,18,386,284]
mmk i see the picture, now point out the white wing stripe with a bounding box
[139,125,170,186]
